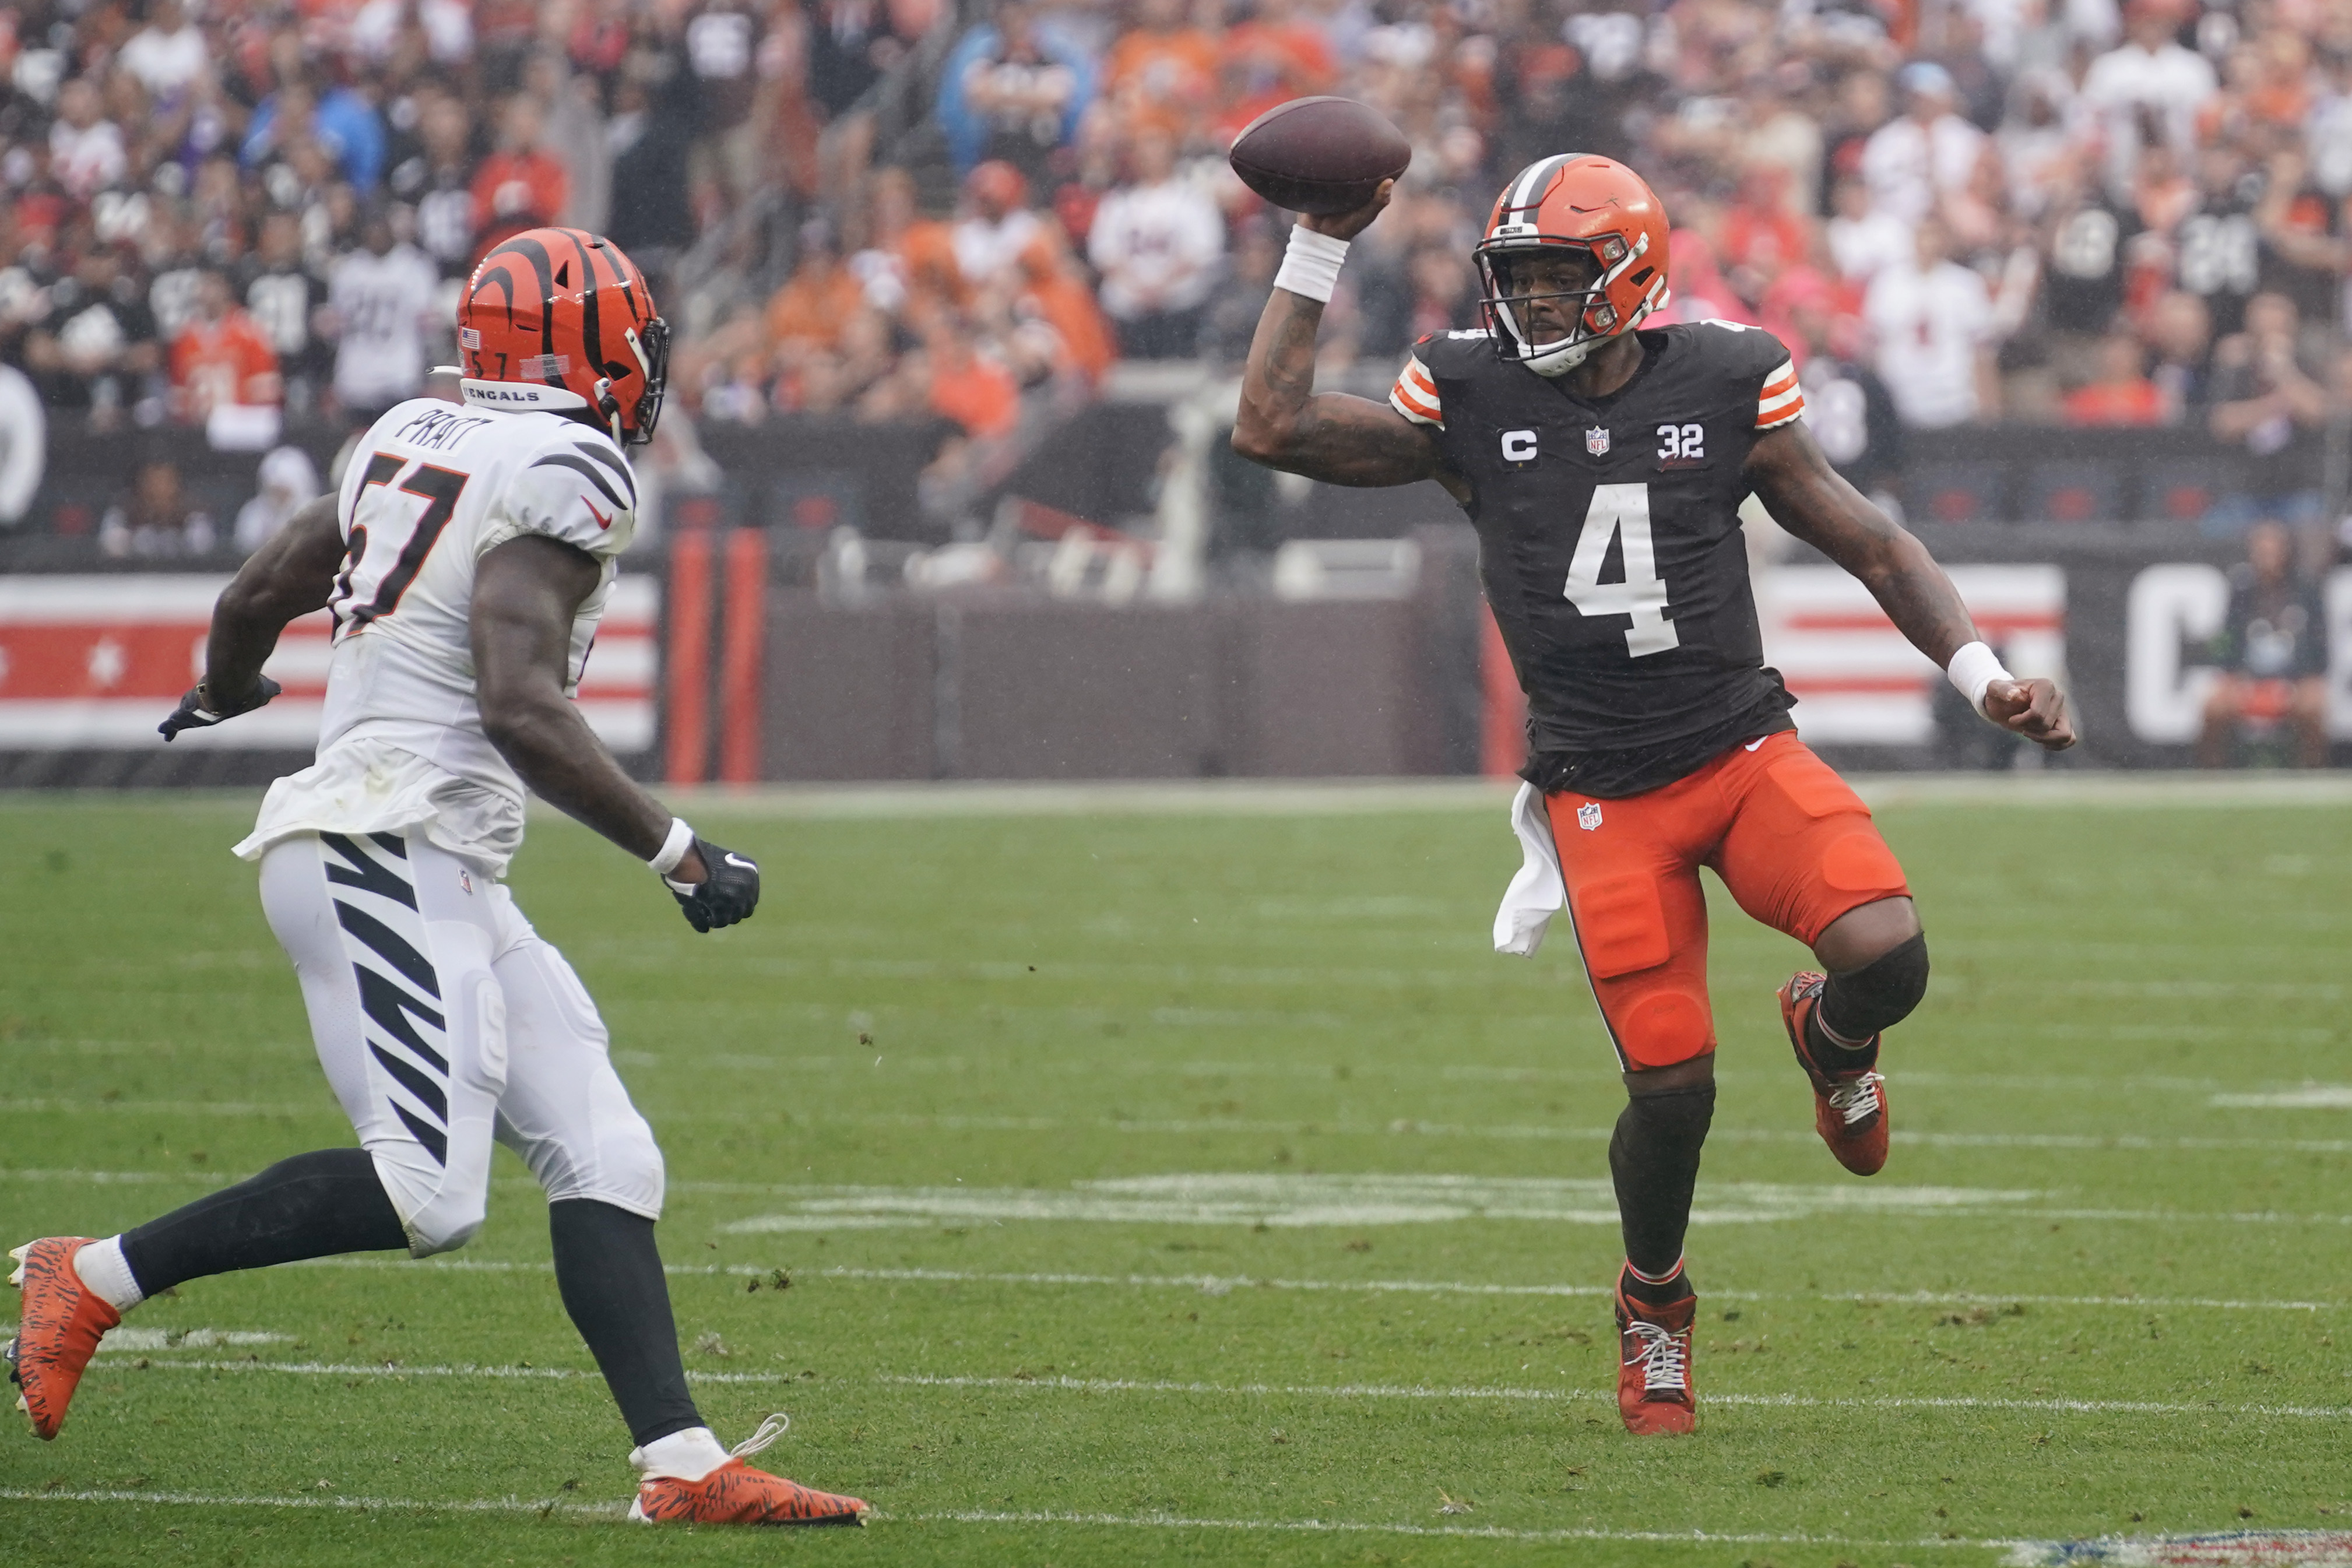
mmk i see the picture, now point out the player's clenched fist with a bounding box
[1984,678,2076,750]
[157,675,282,741]
[665,835,760,933]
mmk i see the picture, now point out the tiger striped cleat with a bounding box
[7,1237,122,1441]
[628,1414,869,1527]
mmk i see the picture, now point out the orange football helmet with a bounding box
[457,227,669,445]
[1474,155,1672,376]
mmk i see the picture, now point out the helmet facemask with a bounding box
[1475,230,1657,377]
[621,317,670,445]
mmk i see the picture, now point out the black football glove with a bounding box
[664,835,760,933]
[159,674,282,741]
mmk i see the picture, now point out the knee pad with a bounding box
[1821,930,1929,1040]
[367,1144,486,1258]
[528,1098,667,1220]
[1613,987,1714,1068]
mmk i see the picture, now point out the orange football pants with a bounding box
[1544,730,1911,1070]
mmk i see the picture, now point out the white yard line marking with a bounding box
[19,1159,2352,1231]
[1815,1289,2329,1312]
[2030,1207,2352,1225]
[103,1328,289,1351]
[890,1507,1996,1549]
[651,1051,2320,1101]
[880,1372,2352,1419]
[83,1356,794,1384]
[582,950,2352,999]
[2001,1530,2352,1567]
[0,1488,616,1517]
[152,1256,2351,1312]
[690,1113,2352,1157]
[2210,1086,2352,1109]
[58,1357,2352,1421]
[715,1173,2352,1232]
[719,1173,2045,1233]
[0,1486,2013,1549]
[12,1114,2352,1159]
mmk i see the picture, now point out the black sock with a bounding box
[1812,931,1931,1068]
[1806,1004,1879,1070]
[1609,1082,1714,1299]
[1622,1259,1694,1307]
[118,1147,409,1297]
[549,1199,702,1448]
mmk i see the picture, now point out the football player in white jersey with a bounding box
[6,228,869,1527]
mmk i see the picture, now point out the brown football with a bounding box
[1228,96,1412,216]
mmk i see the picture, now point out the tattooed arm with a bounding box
[1746,419,2075,748]
[1230,182,1468,502]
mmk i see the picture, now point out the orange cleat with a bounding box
[7,1237,122,1441]
[629,1415,869,1527]
[1612,1269,1696,1436]
[1780,971,1890,1176]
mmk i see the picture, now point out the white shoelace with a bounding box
[731,1413,791,1461]
[1622,1320,1690,1396]
[1826,1070,1885,1128]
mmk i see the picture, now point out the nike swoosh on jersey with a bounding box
[585,500,615,531]
[1745,738,1767,751]
[724,853,755,870]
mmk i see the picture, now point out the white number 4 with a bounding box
[1655,423,1703,459]
[1563,481,1679,656]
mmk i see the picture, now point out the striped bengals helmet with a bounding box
[1474,156,1671,377]
[457,227,670,445]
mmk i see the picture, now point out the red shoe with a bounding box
[1612,1270,1696,1436]
[1780,971,1890,1176]
[629,1415,869,1527]
[7,1238,122,1441]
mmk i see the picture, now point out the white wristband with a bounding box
[1946,640,2013,719]
[1274,225,1351,304]
[648,817,695,876]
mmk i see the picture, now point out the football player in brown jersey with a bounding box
[1233,154,2074,1436]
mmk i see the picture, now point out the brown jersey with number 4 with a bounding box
[1391,319,1806,797]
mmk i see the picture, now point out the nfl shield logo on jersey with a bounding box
[1585,427,1611,456]
[1577,801,1603,831]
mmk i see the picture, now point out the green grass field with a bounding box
[2,782,2349,1567]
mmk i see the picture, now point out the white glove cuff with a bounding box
[1946,640,2013,719]
[1274,225,1351,304]
[648,817,696,877]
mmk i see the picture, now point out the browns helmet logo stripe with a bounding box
[1474,156,1671,378]
[458,226,670,445]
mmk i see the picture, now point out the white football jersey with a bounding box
[236,395,637,874]
[329,245,440,407]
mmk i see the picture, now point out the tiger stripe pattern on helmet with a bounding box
[459,227,669,445]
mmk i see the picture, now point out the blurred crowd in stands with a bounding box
[9,0,2352,537]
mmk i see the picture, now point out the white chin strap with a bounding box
[1524,332,1602,377]
[1504,275,1674,377]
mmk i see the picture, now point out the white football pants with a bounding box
[257,830,665,1256]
